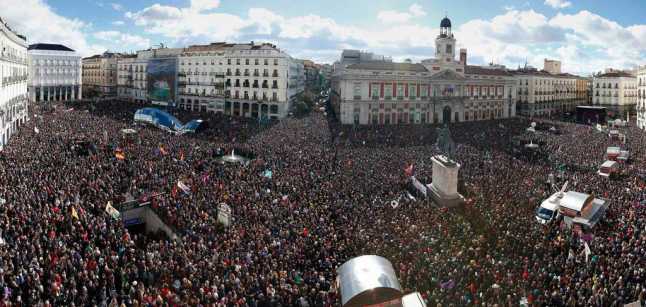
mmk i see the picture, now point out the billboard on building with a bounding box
[147,58,177,104]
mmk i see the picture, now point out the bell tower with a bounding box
[435,15,456,63]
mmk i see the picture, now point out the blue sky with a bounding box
[2,0,645,75]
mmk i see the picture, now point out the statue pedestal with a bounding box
[429,155,465,208]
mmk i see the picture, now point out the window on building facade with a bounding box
[353,83,361,99]
[396,84,404,98]
[421,85,428,97]
[371,84,379,98]
[384,84,392,98]
[409,84,416,98]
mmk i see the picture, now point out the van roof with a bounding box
[540,194,561,210]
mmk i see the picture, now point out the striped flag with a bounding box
[177,180,191,195]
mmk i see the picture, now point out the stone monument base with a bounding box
[428,184,465,208]
[429,155,465,208]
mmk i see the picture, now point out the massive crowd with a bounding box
[0,99,644,306]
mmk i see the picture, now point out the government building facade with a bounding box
[331,17,517,125]
[0,17,28,150]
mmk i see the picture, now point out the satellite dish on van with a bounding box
[558,181,569,196]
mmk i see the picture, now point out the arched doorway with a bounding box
[443,106,452,124]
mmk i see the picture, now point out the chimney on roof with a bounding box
[459,48,467,66]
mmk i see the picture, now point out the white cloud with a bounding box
[123,3,645,73]
[111,3,123,11]
[1,0,106,56]
[408,4,427,17]
[189,0,221,12]
[544,0,572,9]
[377,3,427,24]
[112,20,125,26]
[94,31,151,50]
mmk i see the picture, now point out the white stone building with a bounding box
[27,43,82,102]
[82,52,122,97]
[512,69,580,117]
[331,17,516,125]
[0,17,28,150]
[177,42,304,119]
[637,66,646,130]
[593,71,638,118]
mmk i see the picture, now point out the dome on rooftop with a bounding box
[440,16,451,28]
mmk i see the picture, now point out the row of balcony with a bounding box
[223,72,279,77]
[1,75,28,85]
[179,91,280,102]
[178,81,226,87]
[0,54,27,65]
[179,72,227,77]
[596,85,637,89]
[356,95,508,101]
[517,90,578,95]
[595,93,639,97]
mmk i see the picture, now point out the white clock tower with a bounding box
[435,16,456,64]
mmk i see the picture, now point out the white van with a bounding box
[536,193,561,224]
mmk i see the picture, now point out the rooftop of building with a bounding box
[28,43,75,52]
[510,68,586,79]
[345,62,428,72]
[82,51,124,60]
[465,65,512,76]
[596,71,635,78]
[182,42,280,53]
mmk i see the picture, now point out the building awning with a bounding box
[572,198,608,227]
[560,191,592,212]
[607,147,620,155]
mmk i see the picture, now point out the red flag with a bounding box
[171,185,178,198]
[303,228,309,237]
[404,164,414,177]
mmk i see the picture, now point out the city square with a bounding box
[1,0,646,306]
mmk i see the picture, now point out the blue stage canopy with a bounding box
[181,119,204,133]
[134,108,184,131]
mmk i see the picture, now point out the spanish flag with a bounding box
[159,145,167,155]
[179,150,185,161]
[71,207,79,220]
[115,152,125,160]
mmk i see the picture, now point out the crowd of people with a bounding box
[0,99,643,306]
